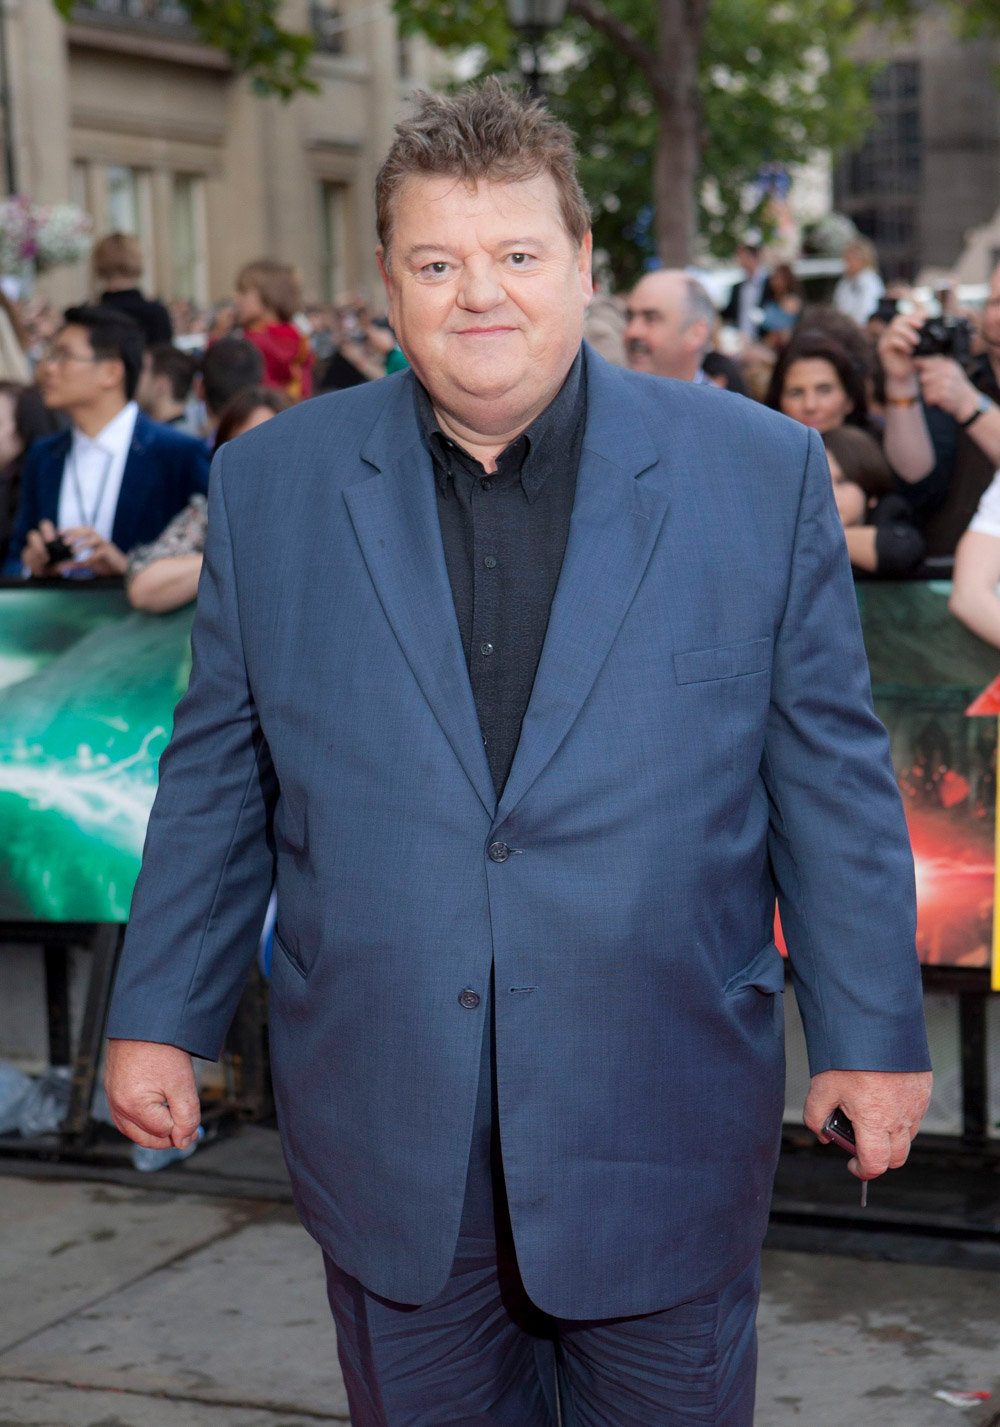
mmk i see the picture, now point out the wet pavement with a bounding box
[0,1173,998,1426]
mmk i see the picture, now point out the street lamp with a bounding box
[505,0,566,98]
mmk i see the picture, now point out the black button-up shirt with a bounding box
[416,349,587,798]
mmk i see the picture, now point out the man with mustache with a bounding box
[624,268,717,382]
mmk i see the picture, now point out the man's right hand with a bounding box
[104,1039,201,1150]
[22,519,68,577]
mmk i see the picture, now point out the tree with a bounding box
[51,0,315,99]
[393,0,1000,278]
[393,0,874,276]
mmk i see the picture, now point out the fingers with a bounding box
[801,1077,838,1138]
[38,519,57,540]
[805,1068,934,1184]
[23,529,51,574]
[104,1039,201,1152]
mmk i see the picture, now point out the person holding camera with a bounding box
[6,306,208,578]
[879,270,1000,555]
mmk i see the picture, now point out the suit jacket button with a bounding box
[488,841,510,863]
[459,989,481,1009]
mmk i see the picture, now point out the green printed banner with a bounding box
[0,587,194,922]
[2,581,1000,970]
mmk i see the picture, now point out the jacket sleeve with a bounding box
[762,427,930,1075]
[4,447,42,575]
[107,443,277,1058]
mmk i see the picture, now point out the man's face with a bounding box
[378,172,592,434]
[737,246,758,276]
[36,324,122,413]
[981,266,1000,352]
[624,273,704,380]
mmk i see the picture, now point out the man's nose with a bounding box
[457,262,504,311]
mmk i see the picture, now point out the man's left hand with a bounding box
[804,1069,933,1183]
[915,355,979,421]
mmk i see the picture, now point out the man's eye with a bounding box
[507,252,533,266]
[422,262,450,276]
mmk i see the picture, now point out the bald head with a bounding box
[624,270,716,381]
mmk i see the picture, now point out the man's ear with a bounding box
[578,231,594,304]
[686,319,711,356]
[98,356,127,395]
[376,246,392,302]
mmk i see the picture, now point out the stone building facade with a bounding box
[2,0,436,308]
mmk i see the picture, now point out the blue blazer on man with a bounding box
[5,411,209,573]
[108,350,929,1318]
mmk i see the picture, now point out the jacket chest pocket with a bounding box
[673,635,772,685]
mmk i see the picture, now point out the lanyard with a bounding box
[68,443,114,532]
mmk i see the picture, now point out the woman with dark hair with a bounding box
[823,424,925,576]
[127,386,290,612]
[766,329,870,435]
[214,385,291,447]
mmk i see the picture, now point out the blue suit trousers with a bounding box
[324,986,760,1425]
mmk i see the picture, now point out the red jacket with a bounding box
[245,321,314,401]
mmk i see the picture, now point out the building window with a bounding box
[835,60,922,282]
[172,174,208,305]
[311,2,344,54]
[320,182,349,302]
[104,164,154,279]
[73,1,193,32]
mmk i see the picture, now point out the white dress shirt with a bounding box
[736,269,767,337]
[57,401,139,542]
[832,269,885,327]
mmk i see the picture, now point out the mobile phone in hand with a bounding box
[822,1107,868,1207]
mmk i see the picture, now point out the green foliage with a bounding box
[52,0,316,99]
[392,0,878,281]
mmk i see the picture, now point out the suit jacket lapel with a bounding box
[496,357,668,822]
[111,414,152,552]
[40,433,71,523]
[344,381,496,817]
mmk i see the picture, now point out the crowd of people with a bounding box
[3,224,1000,649]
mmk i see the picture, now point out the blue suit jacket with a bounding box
[5,411,209,572]
[108,350,929,1317]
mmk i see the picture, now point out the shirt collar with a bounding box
[72,401,139,459]
[416,347,586,505]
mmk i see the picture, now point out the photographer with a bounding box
[879,269,1000,554]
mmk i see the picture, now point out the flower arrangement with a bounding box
[0,197,92,274]
[35,203,94,272]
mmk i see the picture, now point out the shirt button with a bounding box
[480,642,493,656]
[480,477,492,492]
[459,989,481,1009]
[483,555,497,569]
[488,841,510,863]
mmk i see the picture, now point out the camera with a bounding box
[912,316,973,366]
[44,535,74,566]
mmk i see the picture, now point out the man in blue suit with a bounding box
[7,306,208,578]
[105,83,931,1424]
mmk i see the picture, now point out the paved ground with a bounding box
[1,1175,998,1427]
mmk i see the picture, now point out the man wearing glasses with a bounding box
[6,306,208,578]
